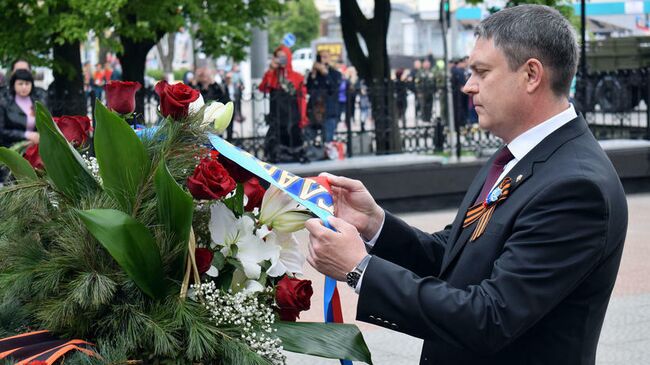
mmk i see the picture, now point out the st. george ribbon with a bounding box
[208,134,351,365]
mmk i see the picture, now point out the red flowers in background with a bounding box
[24,144,43,170]
[24,115,93,170]
[244,177,266,212]
[154,80,200,119]
[53,116,92,148]
[195,248,214,275]
[187,157,236,200]
[105,80,142,114]
[275,276,313,321]
[219,155,254,183]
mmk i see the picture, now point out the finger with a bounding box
[324,174,364,191]
[327,216,356,235]
[304,218,324,233]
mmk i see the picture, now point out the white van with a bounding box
[291,48,313,76]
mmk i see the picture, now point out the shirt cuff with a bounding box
[354,255,372,294]
[363,213,386,249]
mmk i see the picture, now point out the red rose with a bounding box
[105,80,142,114]
[275,276,313,321]
[195,248,214,275]
[53,115,93,147]
[187,158,236,200]
[154,80,200,120]
[244,177,266,212]
[307,176,332,194]
[219,156,254,183]
[24,144,43,170]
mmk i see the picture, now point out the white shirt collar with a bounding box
[507,103,577,161]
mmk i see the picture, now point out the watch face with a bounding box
[346,271,361,288]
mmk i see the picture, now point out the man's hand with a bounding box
[321,173,384,240]
[305,216,368,281]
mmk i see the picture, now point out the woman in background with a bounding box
[0,69,42,148]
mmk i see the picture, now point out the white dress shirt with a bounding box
[355,103,578,293]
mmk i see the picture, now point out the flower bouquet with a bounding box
[0,81,371,364]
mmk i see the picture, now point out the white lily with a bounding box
[209,202,280,280]
[264,230,305,277]
[203,101,234,133]
[259,186,311,232]
[188,94,205,116]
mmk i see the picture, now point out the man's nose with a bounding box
[462,78,477,95]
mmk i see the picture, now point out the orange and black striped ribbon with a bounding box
[0,330,97,364]
[463,177,512,242]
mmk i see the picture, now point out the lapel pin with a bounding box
[516,174,523,183]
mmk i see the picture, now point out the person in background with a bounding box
[410,59,422,119]
[359,79,371,128]
[93,63,105,100]
[416,58,436,123]
[307,50,341,143]
[338,69,348,123]
[193,67,230,105]
[110,60,122,81]
[230,63,245,123]
[345,67,360,123]
[0,69,42,149]
[1,59,47,106]
[259,45,308,163]
[394,68,409,128]
[103,62,113,83]
[451,56,469,129]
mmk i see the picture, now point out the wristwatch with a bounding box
[346,255,372,289]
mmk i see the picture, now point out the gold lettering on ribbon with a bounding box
[317,198,335,214]
[258,161,278,175]
[300,179,329,201]
[276,170,300,188]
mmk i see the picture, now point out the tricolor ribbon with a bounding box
[463,177,512,241]
[0,330,97,364]
[208,135,351,365]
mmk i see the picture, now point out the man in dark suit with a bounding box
[304,5,627,365]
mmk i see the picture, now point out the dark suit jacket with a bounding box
[0,99,32,147]
[357,116,628,365]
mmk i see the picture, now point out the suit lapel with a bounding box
[438,115,589,277]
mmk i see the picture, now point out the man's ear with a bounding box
[524,58,544,94]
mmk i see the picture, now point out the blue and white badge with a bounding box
[486,186,503,205]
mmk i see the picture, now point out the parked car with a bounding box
[291,48,313,76]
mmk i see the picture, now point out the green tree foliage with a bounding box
[268,0,320,50]
[0,0,125,68]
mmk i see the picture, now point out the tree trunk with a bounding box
[156,33,176,81]
[340,0,400,154]
[119,37,156,116]
[49,40,86,116]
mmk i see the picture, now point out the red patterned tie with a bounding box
[474,146,514,204]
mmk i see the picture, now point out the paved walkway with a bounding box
[286,193,650,364]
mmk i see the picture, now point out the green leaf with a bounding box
[77,209,167,299]
[0,147,37,181]
[223,183,245,216]
[273,321,373,364]
[154,158,193,277]
[35,102,98,199]
[94,100,150,212]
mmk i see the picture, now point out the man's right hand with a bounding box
[320,173,384,240]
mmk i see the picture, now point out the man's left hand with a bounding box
[305,216,368,281]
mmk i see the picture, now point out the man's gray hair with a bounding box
[475,5,579,97]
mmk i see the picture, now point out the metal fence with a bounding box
[74,76,650,162]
